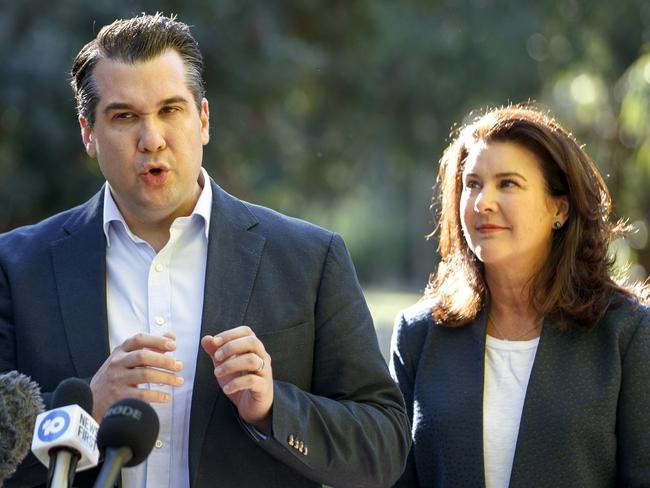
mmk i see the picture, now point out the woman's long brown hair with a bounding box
[426,105,648,329]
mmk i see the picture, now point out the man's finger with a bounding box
[128,386,173,404]
[121,332,177,353]
[214,352,266,378]
[121,349,183,372]
[211,325,255,348]
[221,373,266,395]
[201,335,219,361]
[122,367,185,388]
[214,335,265,362]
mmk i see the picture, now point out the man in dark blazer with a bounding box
[0,13,410,488]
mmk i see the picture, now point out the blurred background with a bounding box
[2,0,650,357]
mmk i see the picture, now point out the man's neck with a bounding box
[116,192,201,253]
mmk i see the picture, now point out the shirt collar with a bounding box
[102,167,213,246]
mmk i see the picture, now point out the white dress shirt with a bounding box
[102,168,212,488]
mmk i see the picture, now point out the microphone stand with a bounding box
[93,447,133,488]
[47,450,79,488]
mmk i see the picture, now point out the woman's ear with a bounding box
[556,196,569,224]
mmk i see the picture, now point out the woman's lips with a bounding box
[476,224,507,234]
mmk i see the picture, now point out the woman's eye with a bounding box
[500,179,518,188]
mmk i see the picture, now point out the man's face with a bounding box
[80,50,209,228]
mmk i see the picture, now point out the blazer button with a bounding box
[288,434,295,447]
[303,446,308,456]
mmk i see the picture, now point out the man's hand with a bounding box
[90,332,184,421]
[200,326,273,432]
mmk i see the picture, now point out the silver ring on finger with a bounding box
[255,355,265,372]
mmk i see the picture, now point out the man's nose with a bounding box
[137,119,166,153]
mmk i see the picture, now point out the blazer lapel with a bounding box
[466,310,489,486]
[50,189,109,378]
[509,321,574,485]
[199,182,266,335]
[189,181,266,483]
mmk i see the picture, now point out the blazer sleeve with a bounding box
[617,307,650,486]
[389,310,423,488]
[0,248,49,487]
[255,233,411,488]
[0,256,16,374]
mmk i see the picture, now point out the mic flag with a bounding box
[31,379,100,472]
[0,371,44,484]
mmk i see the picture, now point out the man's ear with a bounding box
[200,98,210,146]
[79,116,97,158]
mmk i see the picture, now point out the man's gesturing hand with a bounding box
[90,332,184,421]
[201,326,273,432]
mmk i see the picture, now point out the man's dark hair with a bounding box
[70,12,205,126]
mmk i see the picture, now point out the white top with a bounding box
[483,334,539,488]
[103,168,212,488]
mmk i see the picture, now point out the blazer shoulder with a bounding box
[249,203,349,278]
[0,192,102,264]
[600,296,650,330]
[400,299,436,325]
[245,201,334,242]
[603,296,650,350]
[392,300,435,356]
[211,181,335,249]
[0,210,68,252]
[213,182,346,275]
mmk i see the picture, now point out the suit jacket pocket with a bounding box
[257,321,314,390]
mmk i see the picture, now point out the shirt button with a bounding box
[155,440,163,449]
[154,263,164,272]
[155,317,165,326]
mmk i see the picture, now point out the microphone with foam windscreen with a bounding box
[31,378,99,488]
[92,398,159,488]
[0,371,44,485]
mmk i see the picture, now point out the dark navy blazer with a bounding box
[390,299,650,487]
[0,180,410,488]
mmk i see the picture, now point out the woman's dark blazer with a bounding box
[390,298,650,487]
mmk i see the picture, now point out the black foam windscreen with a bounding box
[96,398,159,467]
[51,377,94,414]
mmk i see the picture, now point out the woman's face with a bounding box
[460,140,567,275]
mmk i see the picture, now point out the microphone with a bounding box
[0,371,44,485]
[93,398,159,488]
[31,378,99,488]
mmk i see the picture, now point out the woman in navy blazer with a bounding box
[391,105,650,487]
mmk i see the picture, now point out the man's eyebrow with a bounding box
[160,96,190,106]
[103,102,133,114]
[102,97,190,114]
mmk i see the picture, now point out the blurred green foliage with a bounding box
[2,0,650,288]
